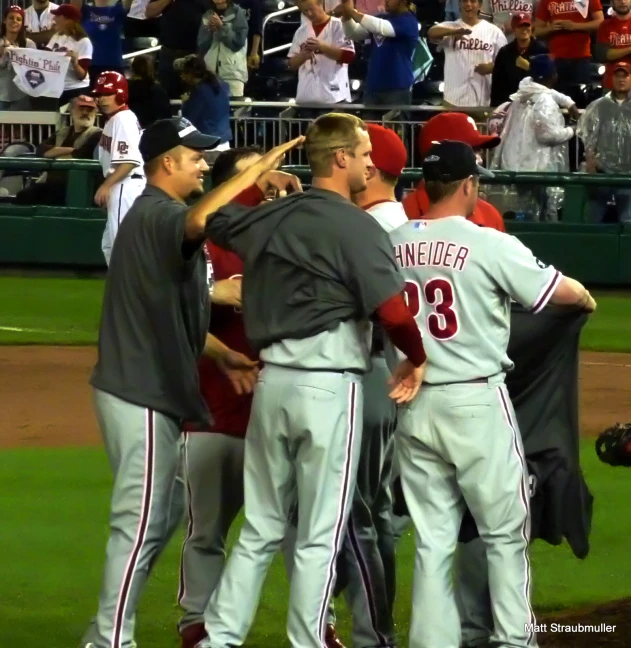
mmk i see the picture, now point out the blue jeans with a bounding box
[588,186,631,224]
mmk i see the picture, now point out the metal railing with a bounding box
[261,6,300,59]
[0,111,61,150]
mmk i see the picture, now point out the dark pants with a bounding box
[362,87,412,107]
[554,57,592,106]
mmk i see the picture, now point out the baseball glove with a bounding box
[595,423,631,467]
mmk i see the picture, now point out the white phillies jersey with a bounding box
[389,216,561,384]
[366,199,408,233]
[288,17,354,104]
[437,20,506,106]
[47,34,93,90]
[98,108,144,179]
[25,2,58,33]
[481,0,534,28]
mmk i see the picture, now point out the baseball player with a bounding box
[428,0,507,109]
[388,140,596,648]
[199,112,427,648]
[92,71,146,266]
[333,124,408,648]
[81,116,303,648]
[288,0,355,105]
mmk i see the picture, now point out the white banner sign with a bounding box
[9,48,70,99]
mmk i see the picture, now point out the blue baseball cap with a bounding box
[530,54,556,81]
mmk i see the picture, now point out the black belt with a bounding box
[423,377,491,386]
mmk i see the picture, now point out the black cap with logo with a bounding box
[139,117,220,163]
[422,140,494,182]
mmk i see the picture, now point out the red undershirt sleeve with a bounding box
[339,49,355,64]
[233,185,265,207]
[375,293,426,367]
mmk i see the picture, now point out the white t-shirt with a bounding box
[46,34,93,91]
[98,108,144,178]
[128,0,150,20]
[366,200,408,233]
[288,17,354,104]
[25,2,59,33]
[436,19,506,107]
[481,0,534,28]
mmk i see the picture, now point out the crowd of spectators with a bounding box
[0,0,629,223]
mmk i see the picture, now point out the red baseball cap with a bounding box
[419,113,501,155]
[511,12,532,28]
[613,61,631,75]
[51,4,82,21]
[367,123,407,177]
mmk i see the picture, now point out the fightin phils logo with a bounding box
[25,69,45,89]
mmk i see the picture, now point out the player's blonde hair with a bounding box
[305,113,367,177]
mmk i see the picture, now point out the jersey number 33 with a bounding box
[403,278,459,341]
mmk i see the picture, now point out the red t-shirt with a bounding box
[536,0,603,59]
[597,15,631,88]
[401,183,506,232]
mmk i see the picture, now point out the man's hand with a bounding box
[94,183,111,208]
[247,53,260,68]
[553,19,574,30]
[567,103,580,121]
[215,350,260,395]
[583,292,597,313]
[388,360,425,404]
[452,27,472,41]
[211,278,242,307]
[474,62,494,75]
[304,37,321,51]
[256,170,303,196]
[515,55,530,71]
[585,155,598,174]
[251,136,305,189]
[209,12,223,31]
[332,0,355,19]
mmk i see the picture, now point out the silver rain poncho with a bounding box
[490,78,575,221]
[576,93,631,174]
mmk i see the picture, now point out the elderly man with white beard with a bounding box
[14,94,102,206]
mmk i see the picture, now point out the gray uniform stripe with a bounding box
[316,381,358,645]
[177,431,194,604]
[111,409,156,648]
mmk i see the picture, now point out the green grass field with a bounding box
[1,276,631,647]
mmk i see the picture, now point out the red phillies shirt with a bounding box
[401,183,506,232]
[536,0,603,59]
[597,16,631,88]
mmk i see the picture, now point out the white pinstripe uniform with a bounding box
[434,19,507,106]
[24,2,58,33]
[387,217,558,648]
[289,16,355,104]
[97,108,146,266]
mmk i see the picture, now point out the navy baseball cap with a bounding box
[530,54,556,81]
[422,141,494,182]
[139,117,220,163]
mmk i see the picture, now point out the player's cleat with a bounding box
[325,624,347,648]
[180,622,207,648]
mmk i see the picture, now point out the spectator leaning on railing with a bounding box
[534,0,603,98]
[334,0,418,106]
[577,61,631,224]
[24,0,58,48]
[594,0,631,92]
[147,0,212,98]
[175,53,233,149]
[127,54,173,128]
[198,0,248,98]
[13,95,102,207]
[428,0,506,111]
[490,13,547,106]
[72,0,131,88]
[288,0,355,105]
[0,5,36,110]
[45,3,93,105]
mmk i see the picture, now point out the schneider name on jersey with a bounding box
[387,217,561,384]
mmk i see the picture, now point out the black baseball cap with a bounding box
[139,117,220,163]
[422,140,494,182]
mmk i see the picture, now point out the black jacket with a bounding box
[490,38,548,107]
[127,79,173,129]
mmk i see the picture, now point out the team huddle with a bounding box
[82,79,596,648]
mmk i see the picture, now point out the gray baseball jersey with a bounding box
[388,215,557,648]
[389,216,561,382]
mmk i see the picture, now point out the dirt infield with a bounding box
[1,346,630,645]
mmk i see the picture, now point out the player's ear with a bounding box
[366,166,377,180]
[334,148,347,169]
